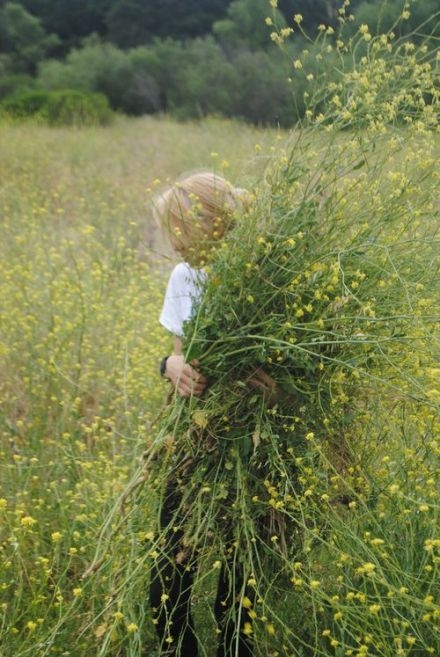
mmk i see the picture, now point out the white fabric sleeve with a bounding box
[159,262,205,336]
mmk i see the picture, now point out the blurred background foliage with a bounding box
[0,0,439,126]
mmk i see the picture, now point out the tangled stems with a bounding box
[147,115,439,654]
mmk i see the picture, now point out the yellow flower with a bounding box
[291,577,303,587]
[192,410,208,428]
[280,28,293,38]
[357,562,376,575]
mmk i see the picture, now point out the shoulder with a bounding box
[167,262,204,290]
[169,261,194,281]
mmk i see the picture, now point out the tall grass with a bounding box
[0,116,283,656]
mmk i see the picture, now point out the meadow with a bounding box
[0,116,287,656]
[0,109,439,657]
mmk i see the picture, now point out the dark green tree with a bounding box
[213,0,287,50]
[15,0,111,52]
[278,0,342,32]
[348,0,440,39]
[105,0,231,47]
[0,2,59,73]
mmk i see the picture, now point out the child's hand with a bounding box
[246,367,281,405]
[165,354,208,398]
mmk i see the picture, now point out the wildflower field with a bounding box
[0,116,286,655]
[1,11,440,657]
[1,112,438,656]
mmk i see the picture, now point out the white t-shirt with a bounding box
[159,262,206,336]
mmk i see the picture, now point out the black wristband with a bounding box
[159,355,169,377]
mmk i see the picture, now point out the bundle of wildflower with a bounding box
[145,124,438,653]
[157,126,437,469]
[142,11,440,653]
[111,10,439,655]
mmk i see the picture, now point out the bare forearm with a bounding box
[164,353,207,398]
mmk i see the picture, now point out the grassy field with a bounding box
[0,116,288,656]
[0,116,438,657]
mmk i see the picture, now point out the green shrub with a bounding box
[163,37,237,120]
[0,73,36,100]
[38,40,139,113]
[36,37,296,125]
[43,90,113,126]
[0,89,113,126]
[1,89,50,117]
[228,48,294,126]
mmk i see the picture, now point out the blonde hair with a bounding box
[153,171,249,265]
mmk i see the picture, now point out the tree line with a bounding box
[1,0,438,126]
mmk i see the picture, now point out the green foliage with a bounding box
[0,1,59,74]
[1,89,50,117]
[36,36,294,125]
[2,0,439,126]
[0,72,36,100]
[228,48,294,125]
[42,89,113,126]
[213,0,286,50]
[1,89,113,125]
[164,37,237,119]
[105,0,231,47]
[279,0,342,32]
[349,0,440,40]
[39,38,169,115]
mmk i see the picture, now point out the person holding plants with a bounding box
[149,171,275,657]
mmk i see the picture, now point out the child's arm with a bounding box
[163,336,208,398]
